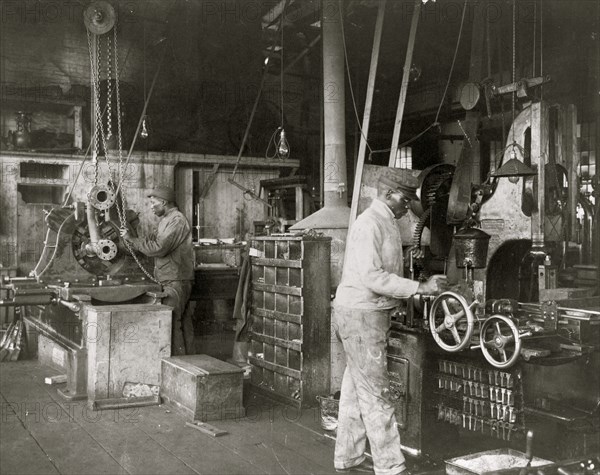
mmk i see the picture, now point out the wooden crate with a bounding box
[248,235,331,408]
[161,355,244,421]
[86,303,172,406]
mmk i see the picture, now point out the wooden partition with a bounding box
[0,151,299,274]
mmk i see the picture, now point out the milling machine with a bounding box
[388,101,599,462]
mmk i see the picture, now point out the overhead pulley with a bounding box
[84,1,116,35]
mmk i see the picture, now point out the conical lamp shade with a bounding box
[492,158,536,178]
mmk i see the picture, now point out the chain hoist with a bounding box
[85,1,158,283]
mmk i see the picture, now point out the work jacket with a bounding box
[130,207,194,283]
[335,199,419,310]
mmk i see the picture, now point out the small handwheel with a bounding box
[429,291,475,352]
[480,315,522,368]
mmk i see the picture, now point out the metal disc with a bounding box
[84,1,116,35]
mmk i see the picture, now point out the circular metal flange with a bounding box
[88,184,116,210]
[84,1,116,35]
[480,314,522,369]
[96,239,118,261]
[429,291,475,352]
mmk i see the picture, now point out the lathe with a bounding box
[388,101,599,461]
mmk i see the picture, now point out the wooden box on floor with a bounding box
[161,355,245,421]
[86,303,172,406]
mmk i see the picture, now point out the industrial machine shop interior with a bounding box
[0,0,598,474]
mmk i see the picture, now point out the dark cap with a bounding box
[146,185,176,203]
[379,170,419,201]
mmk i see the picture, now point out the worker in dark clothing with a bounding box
[120,185,194,355]
[333,171,448,475]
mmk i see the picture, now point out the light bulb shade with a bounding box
[491,158,536,178]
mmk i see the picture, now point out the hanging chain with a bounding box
[111,26,157,284]
[87,23,157,283]
[87,31,100,186]
[88,30,107,230]
[458,119,473,148]
[114,24,126,226]
[106,33,113,140]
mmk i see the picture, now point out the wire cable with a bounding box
[374,0,467,158]
[280,5,285,129]
[231,5,282,177]
[339,0,373,157]
[540,0,544,101]
[434,0,467,125]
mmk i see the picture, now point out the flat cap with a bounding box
[379,170,419,201]
[146,185,176,203]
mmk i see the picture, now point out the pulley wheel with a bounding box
[84,1,116,35]
[88,184,116,210]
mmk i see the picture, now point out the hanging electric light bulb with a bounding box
[140,115,149,139]
[277,128,290,159]
[507,148,520,183]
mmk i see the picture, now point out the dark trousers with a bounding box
[163,280,194,355]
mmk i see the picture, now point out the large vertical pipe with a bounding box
[322,0,348,207]
[290,0,350,276]
[290,0,351,393]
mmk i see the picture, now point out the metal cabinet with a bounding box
[248,235,331,407]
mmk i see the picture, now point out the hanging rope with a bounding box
[510,0,517,153]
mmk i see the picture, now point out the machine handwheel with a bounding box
[429,291,475,352]
[480,315,522,369]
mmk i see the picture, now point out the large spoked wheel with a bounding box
[480,315,522,368]
[429,291,475,352]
